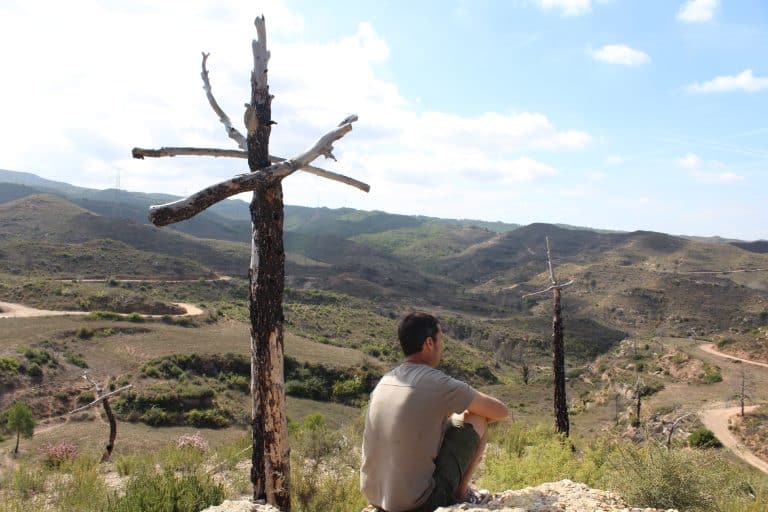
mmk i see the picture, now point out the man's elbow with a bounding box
[490,402,509,422]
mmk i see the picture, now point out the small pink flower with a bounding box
[176,432,209,452]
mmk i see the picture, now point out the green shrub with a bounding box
[127,313,145,323]
[111,469,223,512]
[0,356,20,381]
[689,427,722,448]
[608,442,735,510]
[184,409,229,428]
[77,327,95,340]
[65,352,88,368]
[24,362,43,378]
[702,366,723,383]
[115,453,150,477]
[21,347,56,367]
[78,391,95,404]
[9,462,47,499]
[87,311,123,321]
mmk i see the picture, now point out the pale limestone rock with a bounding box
[200,500,281,512]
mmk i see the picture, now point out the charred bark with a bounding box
[552,287,569,436]
[248,16,290,511]
[101,398,117,462]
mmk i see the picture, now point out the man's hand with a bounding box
[467,391,509,422]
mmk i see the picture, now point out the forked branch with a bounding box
[148,118,359,226]
[68,384,133,414]
[202,52,247,149]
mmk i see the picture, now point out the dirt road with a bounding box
[700,405,768,474]
[696,343,768,474]
[0,301,203,319]
[699,343,768,369]
[0,301,88,319]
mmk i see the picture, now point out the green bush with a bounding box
[111,469,224,512]
[87,311,123,321]
[184,409,229,428]
[127,313,145,323]
[24,362,43,378]
[77,326,95,339]
[65,352,88,368]
[689,428,722,448]
[608,442,734,510]
[8,462,47,499]
[21,347,56,367]
[0,356,20,382]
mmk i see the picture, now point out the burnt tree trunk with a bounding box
[552,287,569,436]
[101,398,117,462]
[248,23,290,509]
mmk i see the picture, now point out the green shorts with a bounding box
[408,417,480,512]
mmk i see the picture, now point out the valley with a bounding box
[0,171,767,511]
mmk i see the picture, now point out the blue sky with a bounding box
[0,0,766,239]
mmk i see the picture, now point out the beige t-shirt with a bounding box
[360,362,477,512]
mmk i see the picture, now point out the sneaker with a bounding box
[462,487,491,505]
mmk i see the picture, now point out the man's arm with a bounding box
[467,391,509,422]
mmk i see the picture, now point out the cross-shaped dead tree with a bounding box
[523,237,574,436]
[68,372,132,462]
[131,17,368,511]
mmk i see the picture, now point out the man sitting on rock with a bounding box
[361,312,509,512]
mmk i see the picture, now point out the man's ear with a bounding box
[424,337,434,350]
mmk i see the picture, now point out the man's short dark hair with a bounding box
[398,312,440,356]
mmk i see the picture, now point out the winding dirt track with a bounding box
[698,343,768,474]
[699,343,768,369]
[0,301,203,319]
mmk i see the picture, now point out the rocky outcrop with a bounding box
[432,480,677,511]
[203,480,677,512]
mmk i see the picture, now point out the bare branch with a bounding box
[522,280,575,298]
[133,147,246,159]
[268,155,369,192]
[68,384,133,414]
[149,120,358,226]
[546,236,556,285]
[131,146,369,193]
[201,52,247,149]
[666,412,695,449]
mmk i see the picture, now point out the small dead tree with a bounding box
[523,237,574,436]
[665,412,694,450]
[633,376,644,427]
[734,369,752,417]
[132,17,368,510]
[613,392,622,425]
[68,372,132,462]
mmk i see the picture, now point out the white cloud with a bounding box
[0,0,592,217]
[676,153,702,169]
[675,153,743,184]
[535,0,591,16]
[686,69,768,93]
[677,0,718,23]
[604,155,624,165]
[591,45,650,66]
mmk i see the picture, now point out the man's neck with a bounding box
[404,354,431,366]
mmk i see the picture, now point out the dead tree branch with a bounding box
[148,119,356,226]
[201,52,247,149]
[133,147,246,159]
[68,374,132,462]
[68,384,132,414]
[131,148,369,192]
[666,412,694,450]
